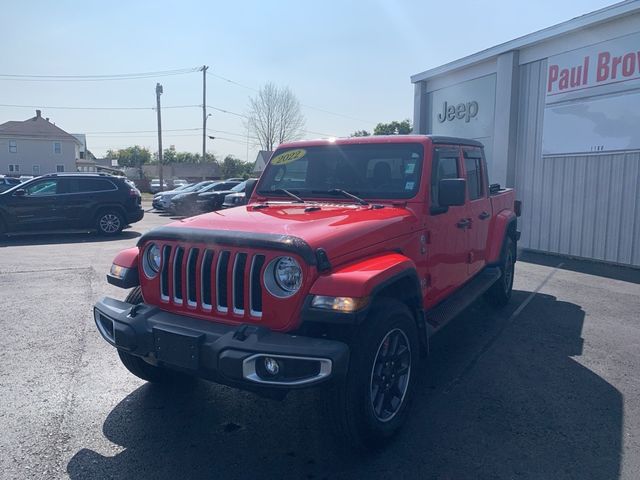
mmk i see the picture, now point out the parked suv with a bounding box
[0,173,143,236]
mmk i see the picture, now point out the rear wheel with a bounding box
[96,210,124,236]
[485,237,516,306]
[116,287,195,385]
[323,298,419,450]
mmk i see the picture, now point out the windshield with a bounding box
[231,181,247,192]
[257,143,424,200]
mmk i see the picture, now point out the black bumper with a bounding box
[126,209,144,224]
[93,297,349,390]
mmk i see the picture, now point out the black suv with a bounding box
[0,173,144,236]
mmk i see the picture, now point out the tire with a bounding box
[323,298,419,450]
[485,237,516,307]
[116,287,194,385]
[96,209,124,236]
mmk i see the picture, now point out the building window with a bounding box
[8,164,20,173]
[54,142,61,154]
[56,165,64,173]
[33,165,40,176]
[79,151,85,159]
[9,141,17,153]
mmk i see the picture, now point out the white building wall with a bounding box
[515,59,640,267]
[0,137,77,175]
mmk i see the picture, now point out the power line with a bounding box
[206,70,373,123]
[207,71,258,92]
[85,128,201,135]
[0,68,200,82]
[0,103,200,110]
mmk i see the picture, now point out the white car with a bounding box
[149,179,168,193]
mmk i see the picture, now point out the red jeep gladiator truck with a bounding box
[94,135,519,448]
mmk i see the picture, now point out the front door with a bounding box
[462,147,492,276]
[425,146,469,307]
[6,179,63,231]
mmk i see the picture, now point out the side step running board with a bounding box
[426,267,501,333]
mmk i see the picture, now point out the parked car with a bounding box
[151,182,195,210]
[193,180,248,213]
[152,181,217,211]
[222,191,245,208]
[0,176,23,193]
[0,173,143,236]
[171,179,188,188]
[149,179,169,193]
[96,135,520,449]
[169,180,241,215]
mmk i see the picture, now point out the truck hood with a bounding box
[162,202,419,261]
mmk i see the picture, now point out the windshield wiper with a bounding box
[312,189,369,206]
[273,188,304,203]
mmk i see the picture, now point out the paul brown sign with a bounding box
[437,100,479,123]
[546,32,640,100]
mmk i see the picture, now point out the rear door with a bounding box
[58,177,119,228]
[426,145,469,304]
[462,147,492,276]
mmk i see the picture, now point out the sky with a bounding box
[0,0,616,163]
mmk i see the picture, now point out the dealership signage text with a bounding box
[437,100,479,123]
[547,34,640,96]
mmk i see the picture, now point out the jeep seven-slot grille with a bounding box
[158,244,265,318]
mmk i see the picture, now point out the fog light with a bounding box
[263,357,280,376]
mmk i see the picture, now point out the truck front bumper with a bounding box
[94,297,349,390]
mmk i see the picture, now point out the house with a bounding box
[252,150,273,175]
[73,134,98,172]
[0,110,82,176]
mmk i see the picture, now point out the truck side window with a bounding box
[431,147,461,207]
[463,148,484,200]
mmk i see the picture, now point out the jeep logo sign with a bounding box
[437,101,479,123]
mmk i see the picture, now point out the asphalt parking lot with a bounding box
[1,207,639,480]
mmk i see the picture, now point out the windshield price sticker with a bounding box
[271,149,306,165]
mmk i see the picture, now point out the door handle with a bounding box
[478,211,490,220]
[456,218,471,229]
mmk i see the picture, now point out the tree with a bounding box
[219,155,254,179]
[247,82,305,151]
[106,146,152,167]
[351,130,371,137]
[373,119,412,135]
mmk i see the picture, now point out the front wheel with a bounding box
[323,298,419,450]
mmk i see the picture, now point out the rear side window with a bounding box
[64,178,117,193]
[463,148,484,201]
[431,147,461,207]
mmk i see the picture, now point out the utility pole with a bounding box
[201,65,209,162]
[156,83,164,191]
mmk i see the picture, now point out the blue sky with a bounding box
[1,0,615,162]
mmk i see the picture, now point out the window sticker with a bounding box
[405,181,415,190]
[271,149,306,165]
[405,163,415,174]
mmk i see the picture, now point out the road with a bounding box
[1,207,639,480]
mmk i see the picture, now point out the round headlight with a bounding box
[143,243,161,278]
[264,256,302,297]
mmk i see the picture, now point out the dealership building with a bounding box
[412,1,640,268]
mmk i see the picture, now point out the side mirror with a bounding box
[13,189,26,197]
[244,179,258,201]
[438,178,466,207]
